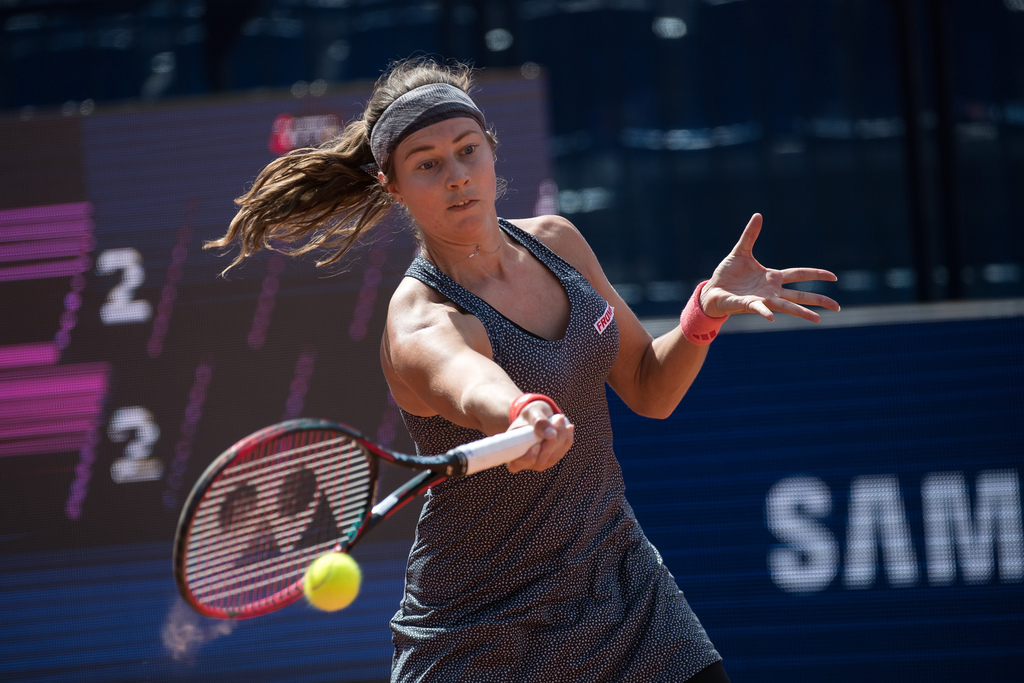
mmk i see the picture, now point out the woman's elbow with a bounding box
[639,406,677,420]
[627,395,683,420]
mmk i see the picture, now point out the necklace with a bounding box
[428,234,506,271]
[467,241,503,259]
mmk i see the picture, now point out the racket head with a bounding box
[173,419,378,619]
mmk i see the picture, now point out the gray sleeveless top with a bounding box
[391,218,720,682]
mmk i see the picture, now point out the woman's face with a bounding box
[384,117,496,240]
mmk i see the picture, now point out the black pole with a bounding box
[927,0,963,299]
[891,0,933,302]
[204,0,264,93]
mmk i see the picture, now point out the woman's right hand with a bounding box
[505,400,574,473]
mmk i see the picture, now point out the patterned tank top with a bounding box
[390,218,720,682]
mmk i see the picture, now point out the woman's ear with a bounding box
[378,171,403,204]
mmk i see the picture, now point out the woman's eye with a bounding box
[419,160,434,170]
[463,144,477,155]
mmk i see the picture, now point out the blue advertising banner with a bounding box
[617,313,1024,682]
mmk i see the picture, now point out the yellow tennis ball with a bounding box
[303,552,361,612]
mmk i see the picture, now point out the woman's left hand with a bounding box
[700,213,841,322]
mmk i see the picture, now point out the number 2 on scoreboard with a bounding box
[96,247,152,325]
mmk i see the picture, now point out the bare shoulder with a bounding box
[510,214,585,249]
[381,275,492,415]
[507,215,601,280]
[386,275,456,334]
[384,276,490,355]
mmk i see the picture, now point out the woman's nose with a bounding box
[446,162,470,188]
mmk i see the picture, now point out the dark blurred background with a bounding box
[3,0,1022,313]
[1,1,1022,682]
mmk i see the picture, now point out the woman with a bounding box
[210,58,839,682]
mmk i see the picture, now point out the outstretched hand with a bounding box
[700,214,840,322]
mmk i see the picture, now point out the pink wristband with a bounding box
[680,281,729,345]
[508,393,562,424]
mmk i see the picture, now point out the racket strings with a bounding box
[187,445,366,546]
[214,434,357,478]
[187,480,371,589]
[189,445,371,536]
[188,470,372,546]
[188,437,369,608]
[187,500,369,588]
[184,431,375,611]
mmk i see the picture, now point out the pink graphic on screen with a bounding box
[0,202,109,491]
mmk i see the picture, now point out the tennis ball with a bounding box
[303,552,361,612]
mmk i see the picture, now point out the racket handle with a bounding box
[452,425,542,475]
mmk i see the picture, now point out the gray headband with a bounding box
[369,83,486,173]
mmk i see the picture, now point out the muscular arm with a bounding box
[609,323,709,420]
[381,280,520,435]
[381,277,573,471]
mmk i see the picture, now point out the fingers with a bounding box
[762,292,839,322]
[731,213,763,256]
[715,222,841,322]
[506,413,574,473]
[780,267,838,284]
[741,287,840,324]
[748,298,775,322]
[774,268,841,321]
[766,297,819,322]
[777,287,841,313]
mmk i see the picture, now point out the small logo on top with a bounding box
[594,302,614,334]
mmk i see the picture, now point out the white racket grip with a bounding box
[457,425,542,475]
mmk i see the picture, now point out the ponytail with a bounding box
[206,118,389,274]
[206,57,492,274]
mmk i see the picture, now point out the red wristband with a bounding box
[680,280,729,345]
[508,393,562,424]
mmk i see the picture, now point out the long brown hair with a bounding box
[206,57,495,273]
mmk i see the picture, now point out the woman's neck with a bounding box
[419,217,511,279]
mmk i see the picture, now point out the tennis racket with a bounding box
[173,418,540,619]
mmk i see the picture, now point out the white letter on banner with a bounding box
[843,474,919,589]
[766,477,839,593]
[923,469,1023,585]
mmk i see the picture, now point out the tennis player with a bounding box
[210,57,839,682]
